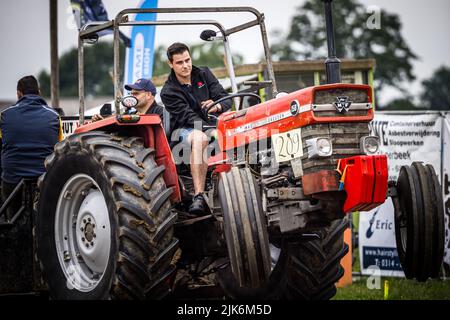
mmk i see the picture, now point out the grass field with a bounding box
[335,213,450,300]
[333,277,450,300]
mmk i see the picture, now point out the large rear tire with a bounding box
[278,218,349,299]
[37,131,178,299]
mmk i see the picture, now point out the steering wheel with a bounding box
[203,92,262,122]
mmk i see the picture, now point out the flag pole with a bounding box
[50,0,59,108]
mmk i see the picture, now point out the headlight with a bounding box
[360,136,380,154]
[306,137,333,158]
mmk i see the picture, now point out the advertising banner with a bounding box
[123,0,158,87]
[359,112,443,276]
[61,116,92,140]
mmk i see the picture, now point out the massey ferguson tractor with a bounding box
[0,2,445,299]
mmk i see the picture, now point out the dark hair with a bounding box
[17,75,40,95]
[166,42,190,62]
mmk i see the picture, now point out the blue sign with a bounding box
[362,246,403,271]
[124,0,158,86]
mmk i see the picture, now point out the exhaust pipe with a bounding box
[323,0,341,84]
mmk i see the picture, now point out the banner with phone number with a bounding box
[123,0,158,87]
[359,112,447,277]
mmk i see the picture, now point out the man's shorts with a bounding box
[173,127,216,146]
[178,127,195,144]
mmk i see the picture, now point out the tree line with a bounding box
[38,0,449,110]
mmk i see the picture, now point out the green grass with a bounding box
[333,277,450,300]
[338,214,450,300]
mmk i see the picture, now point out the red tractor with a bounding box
[0,2,444,299]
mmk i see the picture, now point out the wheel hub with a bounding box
[55,174,111,292]
[79,215,96,247]
[84,221,95,243]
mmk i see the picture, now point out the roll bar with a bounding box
[78,7,278,125]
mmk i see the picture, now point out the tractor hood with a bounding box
[216,83,374,152]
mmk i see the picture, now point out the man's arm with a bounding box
[204,67,232,112]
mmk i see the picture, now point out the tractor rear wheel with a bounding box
[276,218,348,299]
[36,131,178,299]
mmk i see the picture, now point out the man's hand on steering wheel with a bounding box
[201,99,222,114]
[201,99,222,122]
[201,92,261,122]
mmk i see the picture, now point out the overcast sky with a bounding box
[0,0,449,103]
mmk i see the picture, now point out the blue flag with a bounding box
[71,0,131,47]
[124,0,158,86]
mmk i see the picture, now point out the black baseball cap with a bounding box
[124,78,157,95]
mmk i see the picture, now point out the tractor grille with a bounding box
[300,122,370,174]
[313,88,371,118]
[314,88,369,104]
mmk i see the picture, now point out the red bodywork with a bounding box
[338,155,388,213]
[300,155,389,213]
[75,83,387,213]
[216,83,373,151]
[75,115,182,202]
[212,83,387,213]
[302,170,341,195]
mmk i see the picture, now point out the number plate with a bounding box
[271,128,303,163]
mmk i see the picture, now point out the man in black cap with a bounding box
[92,78,164,121]
[0,75,62,217]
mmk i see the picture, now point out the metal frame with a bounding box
[78,7,278,124]
[0,179,36,228]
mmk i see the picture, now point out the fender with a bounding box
[75,115,182,202]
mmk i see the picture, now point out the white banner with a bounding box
[360,113,443,276]
[443,114,450,268]
[61,116,93,140]
[359,201,404,276]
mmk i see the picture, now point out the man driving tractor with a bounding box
[161,42,231,215]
